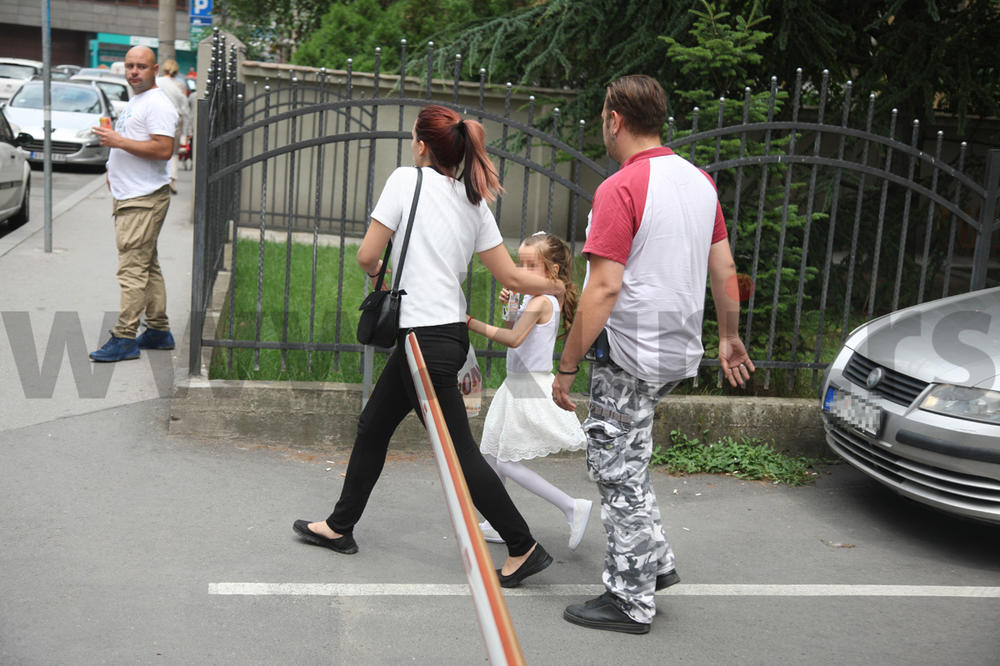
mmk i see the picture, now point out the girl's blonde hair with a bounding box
[522,232,578,339]
[161,58,179,77]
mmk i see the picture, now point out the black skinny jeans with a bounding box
[327,323,536,556]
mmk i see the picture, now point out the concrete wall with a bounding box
[169,379,828,458]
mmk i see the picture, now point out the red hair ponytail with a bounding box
[415,105,503,205]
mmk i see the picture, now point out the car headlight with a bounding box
[76,127,98,140]
[919,384,1000,425]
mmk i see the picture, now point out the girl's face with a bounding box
[518,244,550,277]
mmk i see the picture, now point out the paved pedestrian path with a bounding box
[0,166,193,432]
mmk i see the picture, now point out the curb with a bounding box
[169,378,828,458]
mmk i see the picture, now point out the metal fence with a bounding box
[190,32,1000,394]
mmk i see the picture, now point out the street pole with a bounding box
[158,0,176,63]
[41,0,52,253]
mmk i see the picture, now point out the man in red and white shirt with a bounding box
[554,75,754,634]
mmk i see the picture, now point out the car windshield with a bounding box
[0,63,38,80]
[10,84,102,113]
[94,81,128,102]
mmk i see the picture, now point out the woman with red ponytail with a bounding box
[294,105,564,588]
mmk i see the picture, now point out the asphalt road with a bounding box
[1,398,998,665]
[0,163,100,240]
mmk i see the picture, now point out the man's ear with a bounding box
[608,110,622,135]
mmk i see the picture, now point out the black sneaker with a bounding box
[655,569,681,590]
[564,592,651,634]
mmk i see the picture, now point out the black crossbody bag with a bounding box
[356,168,423,348]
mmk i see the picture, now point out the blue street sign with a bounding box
[190,0,212,27]
[191,0,212,17]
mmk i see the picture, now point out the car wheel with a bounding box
[11,174,29,225]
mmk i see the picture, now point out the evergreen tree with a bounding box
[662,1,820,389]
[215,0,331,62]
[293,0,525,73]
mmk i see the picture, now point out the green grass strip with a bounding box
[651,429,834,485]
[210,237,591,392]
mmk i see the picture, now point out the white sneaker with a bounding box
[567,498,593,550]
[479,521,504,544]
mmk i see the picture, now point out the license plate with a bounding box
[30,151,66,162]
[824,386,882,437]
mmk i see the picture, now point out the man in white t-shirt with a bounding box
[553,75,755,634]
[89,45,178,362]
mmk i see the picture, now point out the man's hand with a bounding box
[92,125,121,149]
[719,335,754,388]
[552,372,576,411]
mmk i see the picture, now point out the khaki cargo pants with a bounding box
[111,184,171,339]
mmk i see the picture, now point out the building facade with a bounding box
[1,0,198,71]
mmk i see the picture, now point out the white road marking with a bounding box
[208,583,1000,598]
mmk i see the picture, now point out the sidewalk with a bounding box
[0,166,193,433]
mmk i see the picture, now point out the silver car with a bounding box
[0,58,42,101]
[2,80,113,167]
[0,111,30,226]
[820,286,1000,524]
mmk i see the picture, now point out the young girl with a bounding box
[467,233,592,550]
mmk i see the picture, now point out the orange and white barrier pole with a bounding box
[403,332,525,666]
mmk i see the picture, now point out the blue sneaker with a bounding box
[136,327,175,350]
[89,333,140,362]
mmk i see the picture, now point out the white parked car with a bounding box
[0,58,43,101]
[0,111,30,226]
[70,72,132,115]
[2,80,114,167]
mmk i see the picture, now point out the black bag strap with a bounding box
[370,167,423,293]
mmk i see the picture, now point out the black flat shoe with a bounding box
[655,569,680,590]
[496,543,552,588]
[293,519,359,554]
[564,592,651,634]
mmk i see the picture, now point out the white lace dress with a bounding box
[479,295,586,462]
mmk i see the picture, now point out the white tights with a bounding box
[483,453,575,521]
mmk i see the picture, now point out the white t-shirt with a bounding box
[369,166,504,329]
[106,87,177,201]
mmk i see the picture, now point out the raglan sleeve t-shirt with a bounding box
[584,150,727,265]
[582,147,728,383]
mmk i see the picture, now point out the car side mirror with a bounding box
[15,132,33,147]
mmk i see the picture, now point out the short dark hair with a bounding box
[604,75,667,137]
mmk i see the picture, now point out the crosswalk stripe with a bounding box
[208,583,1000,598]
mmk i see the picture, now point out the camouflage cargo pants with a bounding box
[583,361,679,624]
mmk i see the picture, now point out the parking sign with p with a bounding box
[190,0,212,27]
